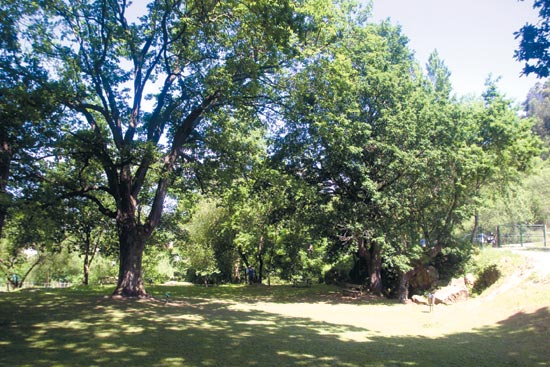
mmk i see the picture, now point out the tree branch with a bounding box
[146,92,221,232]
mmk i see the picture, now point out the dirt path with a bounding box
[509,247,550,276]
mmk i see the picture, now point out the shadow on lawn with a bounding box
[147,283,396,306]
[0,289,548,367]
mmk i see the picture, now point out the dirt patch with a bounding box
[510,247,550,276]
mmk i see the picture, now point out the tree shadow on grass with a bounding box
[0,290,548,367]
[148,283,396,306]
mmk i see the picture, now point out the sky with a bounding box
[369,0,543,104]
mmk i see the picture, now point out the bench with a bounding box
[292,278,312,288]
[98,276,117,285]
[341,282,364,298]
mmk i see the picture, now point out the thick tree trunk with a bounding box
[397,269,417,303]
[113,224,147,298]
[355,236,382,293]
[368,240,383,295]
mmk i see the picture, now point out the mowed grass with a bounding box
[1,250,549,367]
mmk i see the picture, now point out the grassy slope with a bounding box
[0,249,548,367]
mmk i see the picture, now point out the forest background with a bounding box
[1,0,550,302]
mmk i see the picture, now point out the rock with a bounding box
[434,278,469,305]
[411,295,428,305]
[448,277,466,288]
[464,273,475,287]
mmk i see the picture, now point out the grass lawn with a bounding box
[1,249,549,367]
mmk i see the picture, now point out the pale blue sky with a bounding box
[369,0,542,104]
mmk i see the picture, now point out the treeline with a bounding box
[0,0,546,300]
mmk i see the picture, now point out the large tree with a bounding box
[0,0,61,239]
[12,0,340,297]
[276,20,432,294]
[15,0,342,297]
[276,19,541,299]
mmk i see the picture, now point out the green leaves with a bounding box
[273,14,542,294]
[2,0,543,297]
[514,0,550,77]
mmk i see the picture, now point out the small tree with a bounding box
[63,199,118,285]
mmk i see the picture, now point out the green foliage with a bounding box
[473,264,502,294]
[179,198,233,282]
[465,248,525,295]
[85,256,118,285]
[142,249,177,284]
[524,79,550,145]
[1,0,544,301]
[2,0,349,296]
[0,244,117,287]
[2,198,66,256]
[324,256,356,284]
[426,50,453,98]
[476,159,550,229]
[273,15,541,298]
[30,248,81,284]
[515,0,550,77]
[432,241,474,283]
[0,0,62,238]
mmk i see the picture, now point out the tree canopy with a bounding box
[515,0,550,77]
[5,0,348,297]
[0,0,543,300]
[273,20,540,299]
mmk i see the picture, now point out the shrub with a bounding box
[324,256,355,284]
[473,264,501,294]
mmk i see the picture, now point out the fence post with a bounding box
[519,224,524,247]
[544,224,547,248]
[497,225,501,247]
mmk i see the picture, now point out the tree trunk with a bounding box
[397,269,417,303]
[233,260,241,283]
[471,210,480,243]
[0,137,12,239]
[257,235,264,284]
[83,230,90,285]
[17,255,44,289]
[113,223,147,298]
[355,236,382,293]
[237,246,250,268]
[368,240,383,295]
[83,258,90,286]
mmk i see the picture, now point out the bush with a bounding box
[324,256,355,284]
[473,264,501,294]
[30,249,82,284]
[433,241,474,283]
